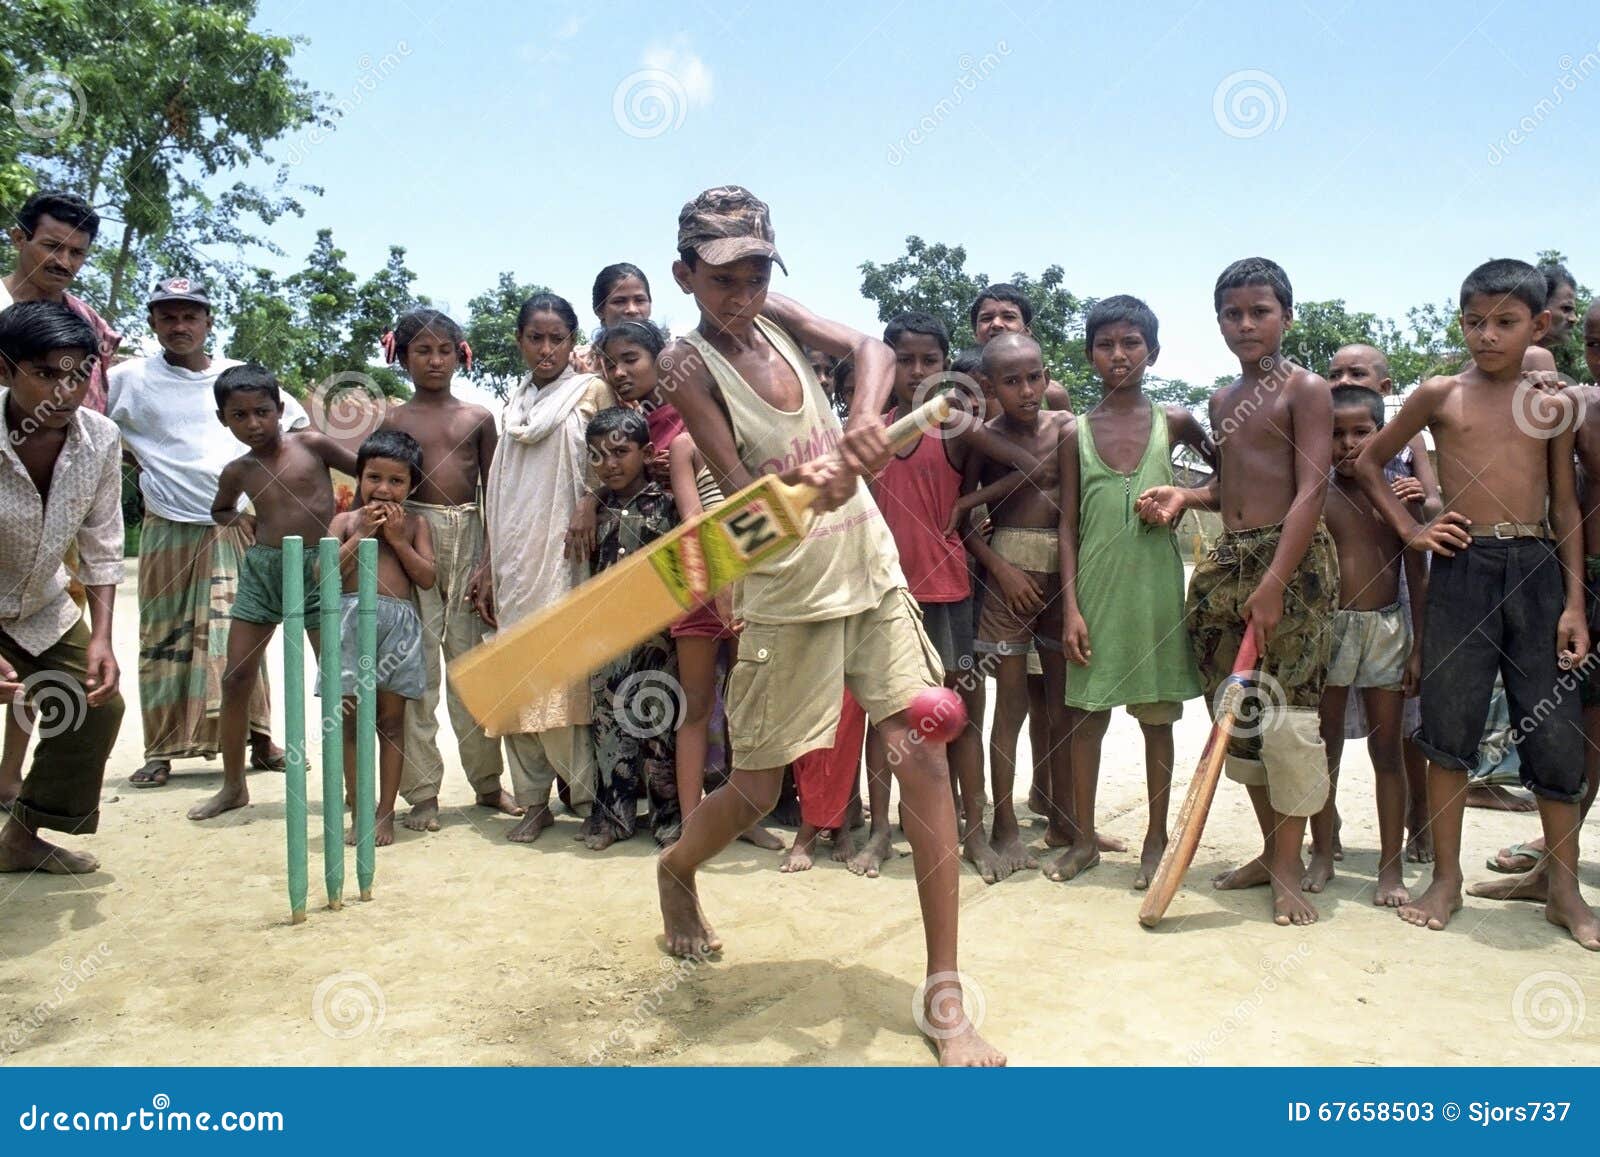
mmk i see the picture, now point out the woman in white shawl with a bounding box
[473,293,615,842]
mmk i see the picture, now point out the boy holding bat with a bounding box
[1138,258,1337,927]
[658,186,1003,1065]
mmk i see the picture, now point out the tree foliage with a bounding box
[464,272,549,399]
[1,0,329,323]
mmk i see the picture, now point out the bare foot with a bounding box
[402,799,440,832]
[738,824,784,851]
[584,821,618,851]
[658,857,721,957]
[1027,785,1050,818]
[1097,831,1128,853]
[1330,811,1343,861]
[474,789,525,817]
[1272,877,1319,926]
[1043,842,1098,882]
[1213,856,1271,890]
[1405,825,1434,864]
[1487,840,1546,874]
[0,822,100,874]
[992,833,1038,879]
[1544,891,1600,951]
[1464,784,1536,812]
[934,1021,1007,1067]
[1301,851,1335,893]
[1374,862,1410,907]
[962,829,1004,884]
[829,825,858,864]
[847,829,894,877]
[187,784,248,821]
[1468,867,1548,904]
[1398,877,1463,930]
[1043,824,1071,848]
[375,812,395,847]
[507,806,553,843]
[779,840,814,873]
[1134,833,1166,891]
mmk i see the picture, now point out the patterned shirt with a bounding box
[592,481,678,576]
[0,389,125,654]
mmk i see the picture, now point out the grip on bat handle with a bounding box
[883,395,955,450]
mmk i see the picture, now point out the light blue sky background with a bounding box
[249,0,1598,392]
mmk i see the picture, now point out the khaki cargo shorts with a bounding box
[727,588,944,768]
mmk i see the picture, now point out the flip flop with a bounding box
[128,762,171,788]
[249,746,286,772]
[1486,841,1545,874]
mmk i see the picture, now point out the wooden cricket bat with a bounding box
[1138,627,1261,929]
[451,395,954,734]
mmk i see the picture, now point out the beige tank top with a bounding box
[682,316,902,623]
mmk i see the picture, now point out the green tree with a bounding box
[1,0,330,322]
[465,272,549,399]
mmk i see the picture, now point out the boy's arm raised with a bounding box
[1548,429,1590,663]
[1243,371,1333,648]
[1058,427,1090,664]
[1354,377,1470,555]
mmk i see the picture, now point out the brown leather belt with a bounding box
[1465,521,1550,539]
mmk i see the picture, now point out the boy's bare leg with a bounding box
[0,706,29,807]
[879,711,1004,1066]
[1135,721,1175,890]
[672,637,716,837]
[948,670,982,837]
[1536,797,1600,950]
[1214,783,1275,889]
[1269,811,1318,925]
[189,619,276,820]
[847,727,895,877]
[828,819,858,863]
[372,692,405,846]
[973,653,1034,882]
[659,767,781,956]
[1044,706,1107,882]
[1304,685,1347,893]
[1398,764,1466,930]
[781,821,821,872]
[1363,687,1410,906]
[1025,670,1052,822]
[1403,738,1433,862]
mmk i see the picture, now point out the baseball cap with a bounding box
[676,185,787,273]
[148,275,211,308]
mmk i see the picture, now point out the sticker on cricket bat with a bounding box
[647,480,809,609]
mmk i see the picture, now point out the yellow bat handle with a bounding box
[777,393,956,515]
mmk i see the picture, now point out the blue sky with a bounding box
[250,0,1599,390]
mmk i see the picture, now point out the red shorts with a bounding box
[671,599,737,640]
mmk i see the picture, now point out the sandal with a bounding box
[1486,841,1545,874]
[249,743,286,772]
[129,761,171,788]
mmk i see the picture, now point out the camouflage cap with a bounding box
[676,185,787,273]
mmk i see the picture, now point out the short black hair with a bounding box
[1085,295,1160,354]
[1460,258,1547,315]
[0,301,97,369]
[356,428,423,487]
[1214,257,1293,314]
[597,319,667,360]
[1330,384,1384,428]
[516,293,579,337]
[1540,261,1577,297]
[592,263,652,318]
[15,191,100,244]
[213,363,282,410]
[884,311,951,357]
[391,307,464,370]
[950,347,983,379]
[969,284,1033,331]
[586,405,649,447]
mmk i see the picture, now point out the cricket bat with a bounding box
[452,395,954,734]
[1138,627,1261,929]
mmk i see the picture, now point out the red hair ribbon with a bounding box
[380,331,397,365]
[459,340,473,373]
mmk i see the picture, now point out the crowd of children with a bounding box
[6,183,1599,1068]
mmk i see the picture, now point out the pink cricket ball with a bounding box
[908,687,967,744]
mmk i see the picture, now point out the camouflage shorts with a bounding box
[1186,522,1339,758]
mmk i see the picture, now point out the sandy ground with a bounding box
[2,560,1597,1066]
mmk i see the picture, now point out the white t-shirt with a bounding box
[106,353,309,524]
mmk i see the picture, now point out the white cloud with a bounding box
[556,13,584,41]
[640,36,713,107]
